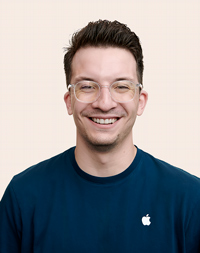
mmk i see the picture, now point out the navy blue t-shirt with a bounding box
[0,147,200,252]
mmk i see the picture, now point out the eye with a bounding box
[80,85,94,90]
[77,82,98,93]
[112,82,131,93]
[116,85,129,90]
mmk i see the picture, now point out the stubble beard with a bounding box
[76,109,122,152]
[78,122,134,154]
[85,134,121,153]
[76,126,120,153]
[76,108,134,153]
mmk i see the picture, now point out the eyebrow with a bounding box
[114,77,136,82]
[73,76,95,83]
[73,76,136,84]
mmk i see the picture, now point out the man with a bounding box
[0,20,200,252]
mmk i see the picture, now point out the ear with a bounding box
[64,92,73,115]
[137,90,148,116]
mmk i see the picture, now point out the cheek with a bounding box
[123,102,138,117]
[72,109,81,131]
[68,96,80,115]
[71,102,87,122]
[124,104,139,128]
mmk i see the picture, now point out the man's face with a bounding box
[64,47,147,151]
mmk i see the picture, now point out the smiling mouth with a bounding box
[91,118,118,125]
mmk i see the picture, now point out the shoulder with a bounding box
[140,148,200,181]
[138,148,200,197]
[10,147,75,194]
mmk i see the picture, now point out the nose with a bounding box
[92,86,117,111]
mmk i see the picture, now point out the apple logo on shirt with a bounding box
[142,214,151,226]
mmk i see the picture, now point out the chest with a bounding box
[22,181,186,252]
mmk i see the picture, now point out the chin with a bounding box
[85,137,120,152]
[89,143,117,153]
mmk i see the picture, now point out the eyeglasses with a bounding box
[68,80,143,103]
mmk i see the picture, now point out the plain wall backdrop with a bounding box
[0,0,200,198]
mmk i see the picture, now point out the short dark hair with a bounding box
[64,20,144,86]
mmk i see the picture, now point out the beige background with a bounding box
[0,0,200,198]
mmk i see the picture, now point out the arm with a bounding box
[0,183,21,252]
[185,197,200,253]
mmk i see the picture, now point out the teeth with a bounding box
[92,118,117,125]
[100,119,104,124]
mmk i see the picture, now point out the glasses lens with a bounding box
[75,81,99,102]
[111,81,136,102]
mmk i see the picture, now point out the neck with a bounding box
[75,137,136,177]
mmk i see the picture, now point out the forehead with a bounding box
[71,47,138,83]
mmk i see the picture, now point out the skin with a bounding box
[64,47,148,177]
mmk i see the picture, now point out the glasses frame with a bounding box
[68,80,143,103]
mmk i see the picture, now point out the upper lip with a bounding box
[89,116,120,119]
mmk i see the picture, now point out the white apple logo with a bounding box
[142,214,151,226]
